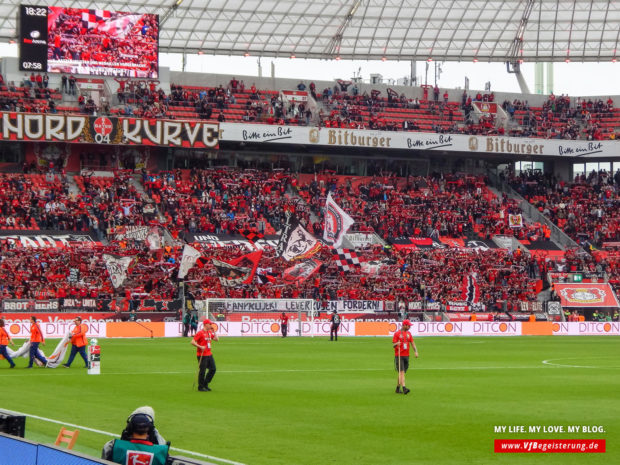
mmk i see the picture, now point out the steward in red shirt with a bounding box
[63,316,89,368]
[280,312,289,338]
[392,320,418,394]
[190,319,218,391]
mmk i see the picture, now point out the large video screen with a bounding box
[19,5,159,78]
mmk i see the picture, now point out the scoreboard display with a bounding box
[18,5,159,78]
[18,5,48,71]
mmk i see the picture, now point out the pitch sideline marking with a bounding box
[4,366,561,378]
[542,356,620,369]
[5,410,246,465]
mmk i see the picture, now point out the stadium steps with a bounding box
[287,184,320,225]
[487,171,579,251]
[66,172,82,196]
[129,174,166,223]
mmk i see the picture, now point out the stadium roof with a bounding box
[1,1,618,63]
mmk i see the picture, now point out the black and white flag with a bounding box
[102,254,134,288]
[323,192,355,249]
[276,211,321,261]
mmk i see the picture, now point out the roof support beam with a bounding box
[324,0,362,57]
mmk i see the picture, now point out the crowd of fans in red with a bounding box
[47,8,158,78]
[0,166,593,311]
[299,173,554,242]
[505,168,620,248]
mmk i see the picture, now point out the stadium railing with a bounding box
[0,432,217,465]
[0,432,117,465]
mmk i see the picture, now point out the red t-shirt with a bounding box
[280,315,288,325]
[392,330,414,356]
[193,330,215,357]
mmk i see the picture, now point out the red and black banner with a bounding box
[0,112,219,148]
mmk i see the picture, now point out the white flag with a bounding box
[178,244,202,279]
[103,254,134,288]
[146,227,162,250]
[508,214,523,228]
[323,192,355,248]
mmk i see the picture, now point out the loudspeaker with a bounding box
[0,410,26,438]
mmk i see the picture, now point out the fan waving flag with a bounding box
[239,229,265,244]
[332,248,365,272]
[95,14,143,38]
[508,214,523,228]
[462,274,480,304]
[256,267,278,284]
[282,259,322,284]
[323,192,355,248]
[81,9,112,30]
[178,244,203,279]
[277,211,322,261]
[103,254,135,288]
[213,250,262,287]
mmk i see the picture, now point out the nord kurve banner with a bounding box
[0,112,219,148]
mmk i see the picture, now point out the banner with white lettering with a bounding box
[0,113,220,148]
[0,230,98,248]
[184,233,279,250]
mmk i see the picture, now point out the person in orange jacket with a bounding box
[27,316,47,368]
[63,316,89,368]
[0,318,16,368]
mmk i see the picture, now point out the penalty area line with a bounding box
[3,409,246,465]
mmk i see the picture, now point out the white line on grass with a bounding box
[5,366,562,378]
[542,357,620,369]
[4,409,246,465]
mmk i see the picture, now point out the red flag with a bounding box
[212,250,263,286]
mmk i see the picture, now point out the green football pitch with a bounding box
[1,336,618,465]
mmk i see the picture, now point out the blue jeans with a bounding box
[0,345,14,367]
[65,345,88,367]
[28,342,47,367]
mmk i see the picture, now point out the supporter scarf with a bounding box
[323,193,355,249]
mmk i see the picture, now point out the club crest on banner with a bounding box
[323,192,355,248]
[560,287,606,304]
[508,214,523,228]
